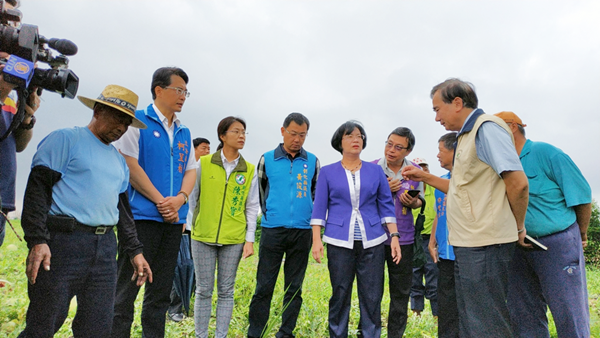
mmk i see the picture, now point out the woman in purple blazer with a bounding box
[311,121,401,338]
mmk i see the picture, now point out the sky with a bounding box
[8,0,600,213]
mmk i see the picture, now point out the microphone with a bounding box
[47,38,78,56]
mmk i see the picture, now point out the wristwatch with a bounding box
[390,232,401,238]
[178,191,189,205]
[19,115,36,130]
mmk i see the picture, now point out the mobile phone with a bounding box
[524,235,548,251]
[407,189,420,197]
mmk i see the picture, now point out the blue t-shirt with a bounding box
[435,172,454,261]
[520,139,591,237]
[32,126,129,226]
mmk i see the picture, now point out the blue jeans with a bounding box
[410,235,439,316]
[454,242,515,338]
[507,222,589,338]
[19,228,118,338]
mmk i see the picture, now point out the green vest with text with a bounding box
[191,151,255,245]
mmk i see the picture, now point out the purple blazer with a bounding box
[310,161,397,249]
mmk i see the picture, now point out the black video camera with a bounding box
[0,0,79,141]
[0,1,79,98]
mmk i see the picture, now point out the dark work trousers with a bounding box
[437,258,459,338]
[0,207,8,246]
[328,242,385,338]
[111,220,182,338]
[410,235,439,316]
[18,228,117,338]
[454,243,515,338]
[384,243,413,338]
[507,222,590,338]
[247,227,312,338]
[168,231,192,316]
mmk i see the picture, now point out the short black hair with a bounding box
[387,127,416,151]
[5,0,20,8]
[331,120,367,154]
[283,112,310,130]
[193,137,210,148]
[431,78,478,109]
[438,132,457,151]
[151,67,189,100]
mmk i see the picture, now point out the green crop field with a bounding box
[1,221,599,337]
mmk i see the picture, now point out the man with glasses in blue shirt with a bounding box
[247,113,320,338]
[111,67,197,338]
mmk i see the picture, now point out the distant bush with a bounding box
[584,200,600,268]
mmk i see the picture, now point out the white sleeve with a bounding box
[113,127,140,159]
[185,133,198,171]
[187,161,202,231]
[244,170,260,242]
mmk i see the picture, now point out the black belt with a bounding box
[46,215,114,235]
[421,234,431,240]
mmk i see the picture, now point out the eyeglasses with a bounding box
[285,128,307,139]
[226,129,248,136]
[163,86,190,98]
[385,141,408,152]
[343,134,365,141]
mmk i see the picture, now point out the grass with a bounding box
[1,221,600,337]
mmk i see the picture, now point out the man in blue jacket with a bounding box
[247,113,320,338]
[111,67,197,338]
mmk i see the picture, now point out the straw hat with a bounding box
[78,85,146,129]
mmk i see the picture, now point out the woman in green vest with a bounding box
[189,116,259,338]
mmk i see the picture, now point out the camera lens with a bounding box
[31,67,79,98]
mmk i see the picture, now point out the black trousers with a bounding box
[247,227,312,338]
[111,220,182,338]
[454,243,515,338]
[328,242,385,338]
[385,243,414,338]
[437,258,459,338]
[19,227,117,338]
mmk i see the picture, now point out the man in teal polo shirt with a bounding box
[496,111,592,338]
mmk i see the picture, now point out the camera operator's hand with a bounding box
[23,87,41,120]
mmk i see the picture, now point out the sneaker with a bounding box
[168,312,184,322]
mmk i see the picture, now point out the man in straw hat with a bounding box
[111,67,197,338]
[18,85,153,338]
[495,111,592,338]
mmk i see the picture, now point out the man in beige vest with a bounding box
[402,78,529,338]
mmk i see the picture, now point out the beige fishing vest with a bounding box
[447,114,518,247]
